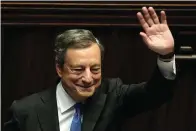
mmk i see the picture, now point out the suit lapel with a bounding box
[82,81,107,131]
[36,87,60,131]
[35,79,108,131]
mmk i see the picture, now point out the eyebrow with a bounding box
[91,64,101,67]
[70,64,101,68]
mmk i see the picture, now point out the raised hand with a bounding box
[137,7,174,55]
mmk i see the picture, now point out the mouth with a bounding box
[75,84,94,89]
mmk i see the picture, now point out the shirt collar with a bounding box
[56,81,76,114]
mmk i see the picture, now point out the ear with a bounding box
[56,64,63,78]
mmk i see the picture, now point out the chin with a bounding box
[79,92,94,98]
[76,86,96,97]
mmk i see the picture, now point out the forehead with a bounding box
[65,44,101,66]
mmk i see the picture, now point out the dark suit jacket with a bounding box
[4,67,176,131]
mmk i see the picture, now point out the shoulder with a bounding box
[101,77,124,93]
[10,88,53,114]
[101,78,146,94]
[102,77,123,85]
[11,93,39,114]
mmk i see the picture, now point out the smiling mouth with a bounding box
[76,84,93,88]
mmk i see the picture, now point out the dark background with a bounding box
[2,1,196,131]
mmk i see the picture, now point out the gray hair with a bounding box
[54,29,104,68]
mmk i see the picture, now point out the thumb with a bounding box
[140,32,151,47]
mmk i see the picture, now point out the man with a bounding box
[4,7,176,131]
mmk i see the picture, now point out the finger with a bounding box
[142,7,154,27]
[137,12,149,31]
[148,7,160,24]
[140,32,151,46]
[161,11,167,24]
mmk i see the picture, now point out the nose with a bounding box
[82,68,93,85]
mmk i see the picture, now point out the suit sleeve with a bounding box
[115,65,177,117]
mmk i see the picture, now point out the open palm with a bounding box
[137,7,174,55]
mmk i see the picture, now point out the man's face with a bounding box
[56,43,102,101]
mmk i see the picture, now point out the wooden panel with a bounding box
[2,1,196,27]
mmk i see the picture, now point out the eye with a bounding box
[91,68,101,74]
[73,69,83,71]
[71,68,84,74]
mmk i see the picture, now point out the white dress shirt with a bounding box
[157,55,176,80]
[56,82,76,131]
[56,57,176,131]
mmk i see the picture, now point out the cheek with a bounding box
[61,73,78,85]
[93,74,101,81]
[66,75,80,83]
[93,74,102,85]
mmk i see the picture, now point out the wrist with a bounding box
[158,52,174,62]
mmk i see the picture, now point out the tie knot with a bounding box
[74,103,81,110]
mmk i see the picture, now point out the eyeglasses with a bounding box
[64,64,101,76]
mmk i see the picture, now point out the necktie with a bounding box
[70,103,81,131]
